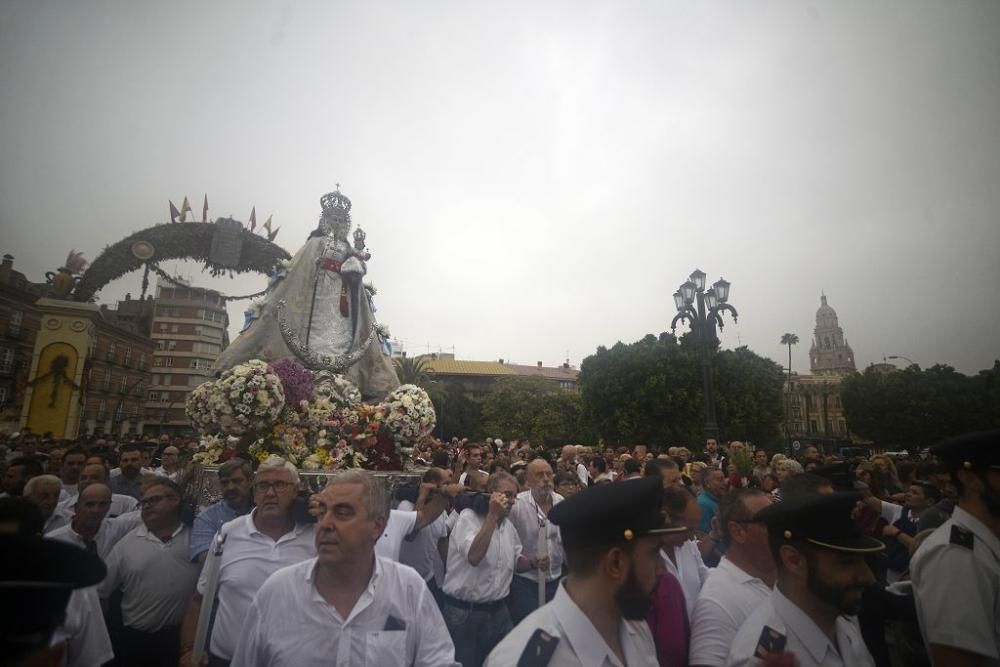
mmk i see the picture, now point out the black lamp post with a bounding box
[670,269,739,440]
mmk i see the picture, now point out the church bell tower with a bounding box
[809,294,856,376]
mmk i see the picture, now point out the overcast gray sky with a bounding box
[2,1,998,375]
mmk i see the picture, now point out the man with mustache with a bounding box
[486,476,675,667]
[725,492,882,667]
[508,458,564,624]
[911,430,1000,667]
[188,458,254,564]
[231,469,458,666]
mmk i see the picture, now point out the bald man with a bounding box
[49,483,141,561]
[58,463,139,518]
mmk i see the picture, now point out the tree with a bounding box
[479,377,594,447]
[779,333,799,377]
[429,381,482,441]
[577,333,784,448]
[393,356,431,386]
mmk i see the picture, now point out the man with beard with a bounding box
[59,446,87,499]
[508,458,565,624]
[188,458,254,564]
[110,443,145,501]
[910,430,1000,666]
[58,462,139,518]
[725,492,882,667]
[485,476,672,667]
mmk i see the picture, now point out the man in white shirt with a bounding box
[231,469,458,667]
[58,462,139,517]
[441,471,531,667]
[486,476,674,667]
[24,474,72,534]
[180,456,314,667]
[398,466,453,604]
[508,458,564,624]
[659,485,712,620]
[725,493,881,667]
[48,482,141,561]
[689,489,775,667]
[153,445,181,480]
[59,446,87,499]
[457,442,487,486]
[99,476,200,667]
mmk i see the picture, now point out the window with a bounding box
[0,347,13,373]
[7,310,22,335]
[101,370,111,391]
[106,343,116,363]
[153,357,163,367]
[809,420,818,434]
[138,353,146,369]
[156,340,165,350]
[170,324,179,333]
[168,341,177,350]
[159,323,168,332]
[193,342,220,355]
[164,357,174,367]
[114,402,124,422]
[0,387,8,405]
[89,338,98,358]
[123,347,132,366]
[97,399,107,420]
[147,390,160,402]
[191,358,213,370]
[131,402,138,416]
[120,374,128,393]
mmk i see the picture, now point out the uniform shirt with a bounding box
[910,505,1000,665]
[662,539,711,620]
[58,492,138,518]
[689,557,772,667]
[442,508,522,603]
[50,586,114,667]
[397,500,448,583]
[725,587,875,667]
[374,509,417,562]
[231,556,459,667]
[508,489,564,583]
[485,580,659,667]
[189,499,243,561]
[98,523,200,632]
[199,511,316,660]
[48,512,143,562]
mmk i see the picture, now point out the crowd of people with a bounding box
[1,427,997,667]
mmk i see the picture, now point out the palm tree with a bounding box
[394,356,431,387]
[780,333,799,379]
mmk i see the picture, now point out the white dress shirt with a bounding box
[508,489,564,583]
[50,586,114,667]
[231,556,459,667]
[48,512,143,562]
[374,508,417,562]
[199,511,316,660]
[442,508,522,603]
[58,491,139,518]
[725,587,874,667]
[397,500,448,583]
[662,539,711,620]
[43,507,73,534]
[485,581,658,667]
[689,557,772,667]
[910,505,1000,664]
[98,523,200,632]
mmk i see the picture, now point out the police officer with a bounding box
[485,476,683,667]
[910,429,1000,667]
[725,492,883,667]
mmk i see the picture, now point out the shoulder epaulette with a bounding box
[754,625,787,659]
[517,628,559,667]
[950,524,974,550]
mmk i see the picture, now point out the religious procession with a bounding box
[2,184,997,667]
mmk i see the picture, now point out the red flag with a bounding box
[169,200,181,223]
[202,195,209,222]
[249,206,257,232]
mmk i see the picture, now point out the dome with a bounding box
[816,294,837,319]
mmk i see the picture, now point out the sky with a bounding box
[2,1,998,375]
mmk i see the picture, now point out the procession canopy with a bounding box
[210,187,399,400]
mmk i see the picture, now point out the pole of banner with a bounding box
[537,518,549,608]
[192,531,228,664]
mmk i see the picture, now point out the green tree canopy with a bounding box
[479,377,595,447]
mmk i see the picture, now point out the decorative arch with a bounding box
[71,220,291,303]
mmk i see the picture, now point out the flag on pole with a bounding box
[262,215,272,235]
[202,195,209,222]
[267,226,280,242]
[179,197,192,223]
[249,207,257,232]
[169,200,181,223]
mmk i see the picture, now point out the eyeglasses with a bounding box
[254,480,294,494]
[140,494,176,508]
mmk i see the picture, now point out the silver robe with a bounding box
[211,232,399,400]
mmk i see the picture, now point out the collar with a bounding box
[136,522,184,542]
[717,556,765,585]
[771,586,839,665]
[246,508,302,541]
[551,582,631,667]
[953,506,1000,557]
[307,555,383,624]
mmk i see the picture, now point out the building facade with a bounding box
[144,282,229,435]
[421,354,578,398]
[0,255,43,433]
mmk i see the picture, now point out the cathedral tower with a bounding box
[809,294,856,376]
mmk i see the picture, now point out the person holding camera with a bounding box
[440,471,535,667]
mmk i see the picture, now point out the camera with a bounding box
[453,491,492,515]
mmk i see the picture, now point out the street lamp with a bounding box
[670,269,739,439]
[887,355,917,367]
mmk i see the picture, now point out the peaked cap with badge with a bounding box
[931,429,1000,473]
[754,491,885,553]
[549,476,685,551]
[811,461,857,492]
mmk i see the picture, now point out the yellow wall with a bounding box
[26,342,79,438]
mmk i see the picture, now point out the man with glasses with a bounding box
[154,445,181,481]
[689,489,775,667]
[180,456,314,667]
[189,458,254,564]
[99,476,199,667]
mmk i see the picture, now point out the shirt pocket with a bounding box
[365,630,407,666]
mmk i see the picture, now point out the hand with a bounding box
[882,524,899,538]
[488,492,508,518]
[535,555,551,571]
[442,483,465,498]
[307,493,322,518]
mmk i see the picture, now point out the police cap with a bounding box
[754,491,884,553]
[931,429,1000,473]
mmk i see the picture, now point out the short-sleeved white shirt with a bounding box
[48,512,143,562]
[58,492,138,518]
[485,581,658,667]
[50,586,114,667]
[231,556,459,667]
[662,539,711,620]
[725,587,874,667]
[508,490,564,583]
[689,557,772,667]
[441,508,522,603]
[374,509,417,562]
[397,500,448,582]
[910,505,1000,664]
[98,523,200,632]
[198,511,316,660]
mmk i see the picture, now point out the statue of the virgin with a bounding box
[211,188,399,400]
